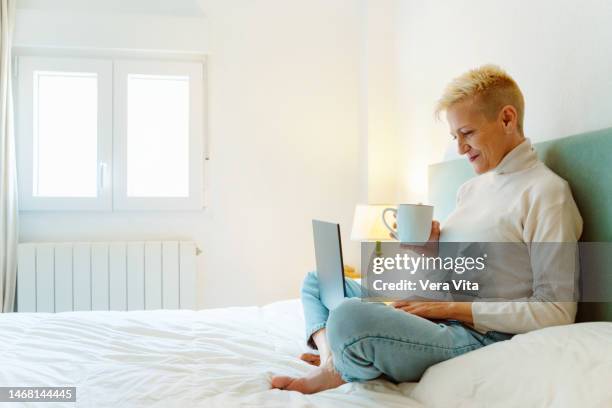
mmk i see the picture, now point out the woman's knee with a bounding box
[326,299,381,350]
[303,270,317,285]
[301,271,319,295]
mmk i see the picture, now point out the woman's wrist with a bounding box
[448,302,474,324]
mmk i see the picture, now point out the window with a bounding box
[113,61,204,210]
[17,57,112,210]
[127,74,190,198]
[16,56,205,211]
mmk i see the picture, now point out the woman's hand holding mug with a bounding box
[382,204,439,257]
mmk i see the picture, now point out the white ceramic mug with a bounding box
[382,203,434,243]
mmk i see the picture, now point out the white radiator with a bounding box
[16,241,198,312]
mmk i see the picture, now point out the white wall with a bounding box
[17,0,364,308]
[14,0,209,52]
[195,0,363,307]
[394,0,612,203]
[361,0,401,204]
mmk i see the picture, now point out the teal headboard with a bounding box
[428,127,612,322]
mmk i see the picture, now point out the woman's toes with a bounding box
[299,353,321,366]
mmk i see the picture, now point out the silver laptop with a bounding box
[312,220,347,310]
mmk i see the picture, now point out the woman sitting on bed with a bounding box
[271,64,583,394]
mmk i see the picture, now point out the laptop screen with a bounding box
[312,220,346,309]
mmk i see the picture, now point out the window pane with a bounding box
[34,71,98,197]
[127,74,190,198]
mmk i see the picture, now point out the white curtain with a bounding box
[0,0,17,313]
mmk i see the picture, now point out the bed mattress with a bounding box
[0,300,421,407]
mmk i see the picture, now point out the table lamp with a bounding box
[351,204,395,259]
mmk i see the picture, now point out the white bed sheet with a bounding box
[0,300,421,408]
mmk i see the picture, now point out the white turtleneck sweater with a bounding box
[440,138,583,334]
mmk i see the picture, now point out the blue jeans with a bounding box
[301,271,512,382]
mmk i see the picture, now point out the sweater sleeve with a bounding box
[471,181,583,334]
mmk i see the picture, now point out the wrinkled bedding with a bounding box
[0,300,421,407]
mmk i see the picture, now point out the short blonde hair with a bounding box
[435,64,525,132]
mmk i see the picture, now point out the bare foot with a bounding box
[271,360,346,394]
[299,353,320,366]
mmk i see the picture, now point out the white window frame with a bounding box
[113,60,204,210]
[15,54,206,211]
[17,56,113,211]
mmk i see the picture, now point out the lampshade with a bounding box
[350,204,395,241]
